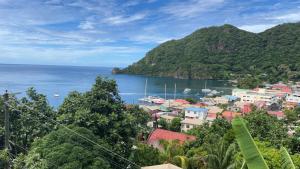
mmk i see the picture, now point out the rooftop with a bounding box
[185,107,208,112]
[142,164,182,169]
[147,129,196,144]
[181,118,204,125]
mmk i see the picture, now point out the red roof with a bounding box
[272,84,292,93]
[268,111,285,118]
[207,113,217,119]
[243,104,252,114]
[147,129,196,144]
[222,111,241,121]
[175,99,190,104]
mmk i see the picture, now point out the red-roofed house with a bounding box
[175,99,190,105]
[268,111,285,119]
[222,111,241,121]
[242,104,252,114]
[147,129,196,150]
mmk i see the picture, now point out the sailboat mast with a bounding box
[164,83,167,100]
[174,83,177,99]
[144,79,148,98]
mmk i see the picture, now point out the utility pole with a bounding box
[4,90,9,151]
[3,90,10,169]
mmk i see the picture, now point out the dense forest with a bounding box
[117,23,300,86]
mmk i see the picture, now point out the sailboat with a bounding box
[201,81,211,93]
[183,88,191,94]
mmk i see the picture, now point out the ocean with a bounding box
[0,64,232,107]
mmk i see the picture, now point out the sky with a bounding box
[0,0,299,67]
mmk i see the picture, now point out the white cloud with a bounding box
[269,11,300,22]
[78,21,95,30]
[161,0,224,18]
[238,24,276,33]
[103,13,147,25]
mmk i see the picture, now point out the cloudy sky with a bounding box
[0,0,299,67]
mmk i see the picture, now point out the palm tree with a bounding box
[205,140,236,169]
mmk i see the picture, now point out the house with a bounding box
[232,88,278,105]
[184,107,208,120]
[160,114,176,123]
[286,93,300,104]
[268,111,285,119]
[206,113,217,122]
[147,129,196,150]
[142,164,182,169]
[222,111,241,121]
[208,106,223,114]
[213,96,229,104]
[181,119,204,132]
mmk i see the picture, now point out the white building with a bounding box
[286,93,300,103]
[184,107,208,120]
[232,88,277,105]
[181,119,204,132]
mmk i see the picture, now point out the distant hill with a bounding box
[117,23,300,84]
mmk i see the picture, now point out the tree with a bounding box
[129,143,161,166]
[0,88,56,157]
[18,126,111,169]
[169,117,182,132]
[284,107,300,124]
[205,139,236,169]
[185,98,197,104]
[57,77,149,157]
[243,110,288,147]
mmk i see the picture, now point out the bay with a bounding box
[0,64,232,107]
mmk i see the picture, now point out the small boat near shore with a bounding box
[183,88,191,94]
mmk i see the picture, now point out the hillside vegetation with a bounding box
[117,23,300,84]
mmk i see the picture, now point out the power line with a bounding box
[8,120,126,169]
[5,102,140,169]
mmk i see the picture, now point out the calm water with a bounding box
[0,64,232,107]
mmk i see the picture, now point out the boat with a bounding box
[201,81,211,93]
[54,93,60,97]
[183,88,191,94]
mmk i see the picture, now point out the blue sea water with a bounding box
[0,64,232,107]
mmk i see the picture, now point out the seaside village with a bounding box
[139,82,300,168]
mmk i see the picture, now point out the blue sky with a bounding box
[0,0,299,67]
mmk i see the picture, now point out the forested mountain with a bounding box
[117,23,300,83]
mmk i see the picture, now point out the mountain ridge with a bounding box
[116,23,300,83]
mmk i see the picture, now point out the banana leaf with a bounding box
[232,118,269,169]
[280,147,295,169]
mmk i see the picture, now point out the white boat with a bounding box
[202,89,211,93]
[54,93,60,97]
[183,88,191,94]
[202,81,211,93]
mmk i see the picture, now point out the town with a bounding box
[138,82,300,153]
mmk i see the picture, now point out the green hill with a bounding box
[117,23,300,85]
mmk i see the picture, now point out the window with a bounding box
[186,124,190,128]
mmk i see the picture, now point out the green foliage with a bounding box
[205,139,236,169]
[280,147,296,169]
[19,126,111,169]
[185,98,197,104]
[57,77,149,157]
[129,143,161,167]
[232,118,269,169]
[169,117,182,132]
[243,110,288,147]
[284,107,300,124]
[119,23,300,84]
[0,149,9,169]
